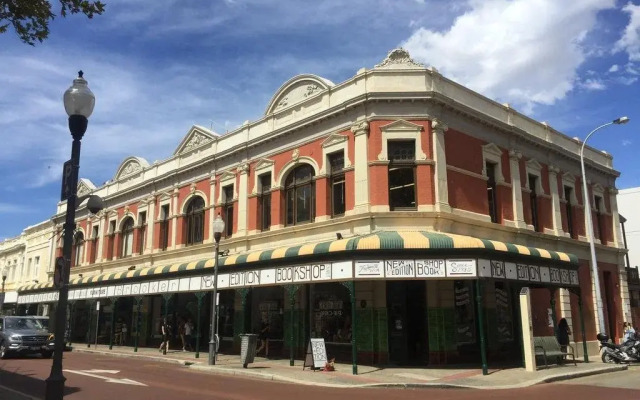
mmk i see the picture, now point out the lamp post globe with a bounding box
[63,71,95,118]
[209,214,225,365]
[45,72,95,400]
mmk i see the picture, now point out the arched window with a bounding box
[285,164,315,226]
[185,196,205,245]
[121,217,135,257]
[73,232,84,267]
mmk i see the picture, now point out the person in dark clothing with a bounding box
[556,318,571,363]
[256,322,270,357]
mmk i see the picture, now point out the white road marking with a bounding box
[63,369,147,386]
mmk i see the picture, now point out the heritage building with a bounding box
[12,49,629,368]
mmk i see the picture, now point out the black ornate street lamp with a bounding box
[209,214,225,365]
[1,268,7,314]
[45,71,95,400]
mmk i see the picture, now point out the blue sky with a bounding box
[1,0,639,240]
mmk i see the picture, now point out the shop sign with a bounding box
[385,260,415,278]
[355,261,384,278]
[446,259,477,277]
[528,266,541,282]
[505,262,518,280]
[415,259,446,278]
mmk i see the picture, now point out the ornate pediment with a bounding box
[264,74,335,115]
[322,133,348,148]
[219,170,236,183]
[380,119,424,133]
[482,143,503,158]
[526,158,543,173]
[374,48,424,69]
[77,178,96,197]
[254,158,275,172]
[114,157,149,181]
[174,125,218,155]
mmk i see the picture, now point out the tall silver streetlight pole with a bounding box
[209,214,225,365]
[45,72,95,400]
[580,116,629,336]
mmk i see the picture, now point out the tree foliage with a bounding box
[0,0,105,45]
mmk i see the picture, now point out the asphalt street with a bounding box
[0,352,638,400]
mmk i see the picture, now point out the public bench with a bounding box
[533,336,576,368]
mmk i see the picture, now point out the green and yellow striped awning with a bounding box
[18,231,578,292]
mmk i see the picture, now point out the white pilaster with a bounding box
[352,119,370,214]
[549,165,564,236]
[145,196,156,253]
[237,163,249,236]
[432,119,450,213]
[208,175,216,243]
[95,212,105,263]
[170,187,179,250]
[509,150,526,228]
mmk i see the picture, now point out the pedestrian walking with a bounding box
[120,321,127,345]
[184,318,194,351]
[256,321,270,357]
[556,318,571,363]
[159,318,171,353]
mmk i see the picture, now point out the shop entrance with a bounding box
[387,280,427,365]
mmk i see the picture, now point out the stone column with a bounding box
[145,195,156,254]
[548,165,564,236]
[432,119,450,213]
[95,212,105,263]
[609,188,622,248]
[170,187,179,250]
[509,150,526,228]
[352,119,370,214]
[237,163,249,236]
[208,175,217,242]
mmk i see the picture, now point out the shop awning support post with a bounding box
[287,285,300,366]
[194,292,206,359]
[109,297,118,350]
[133,296,143,352]
[476,279,488,375]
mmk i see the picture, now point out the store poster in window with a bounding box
[454,280,476,345]
[313,289,351,343]
[495,283,514,342]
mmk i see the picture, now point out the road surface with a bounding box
[0,352,638,400]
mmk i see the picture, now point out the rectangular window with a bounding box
[138,211,147,254]
[223,185,234,237]
[486,162,498,223]
[564,186,575,238]
[528,174,539,232]
[388,141,416,210]
[34,256,40,278]
[258,174,271,231]
[160,205,170,251]
[27,258,32,280]
[595,195,605,243]
[328,152,346,217]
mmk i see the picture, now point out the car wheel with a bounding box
[0,342,9,359]
[41,350,53,359]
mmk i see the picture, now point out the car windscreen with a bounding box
[4,318,46,331]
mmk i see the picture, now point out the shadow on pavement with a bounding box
[0,358,81,399]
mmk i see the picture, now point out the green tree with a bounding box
[1,0,105,45]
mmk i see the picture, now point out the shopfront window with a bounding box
[454,280,476,345]
[252,287,284,340]
[312,283,351,343]
[494,281,514,342]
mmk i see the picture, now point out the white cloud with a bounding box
[0,203,33,214]
[617,76,638,85]
[402,0,616,111]
[622,139,632,146]
[580,78,606,90]
[609,64,620,72]
[614,2,640,61]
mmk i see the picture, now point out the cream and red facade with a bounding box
[14,49,630,367]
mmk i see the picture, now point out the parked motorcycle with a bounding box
[597,333,640,363]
